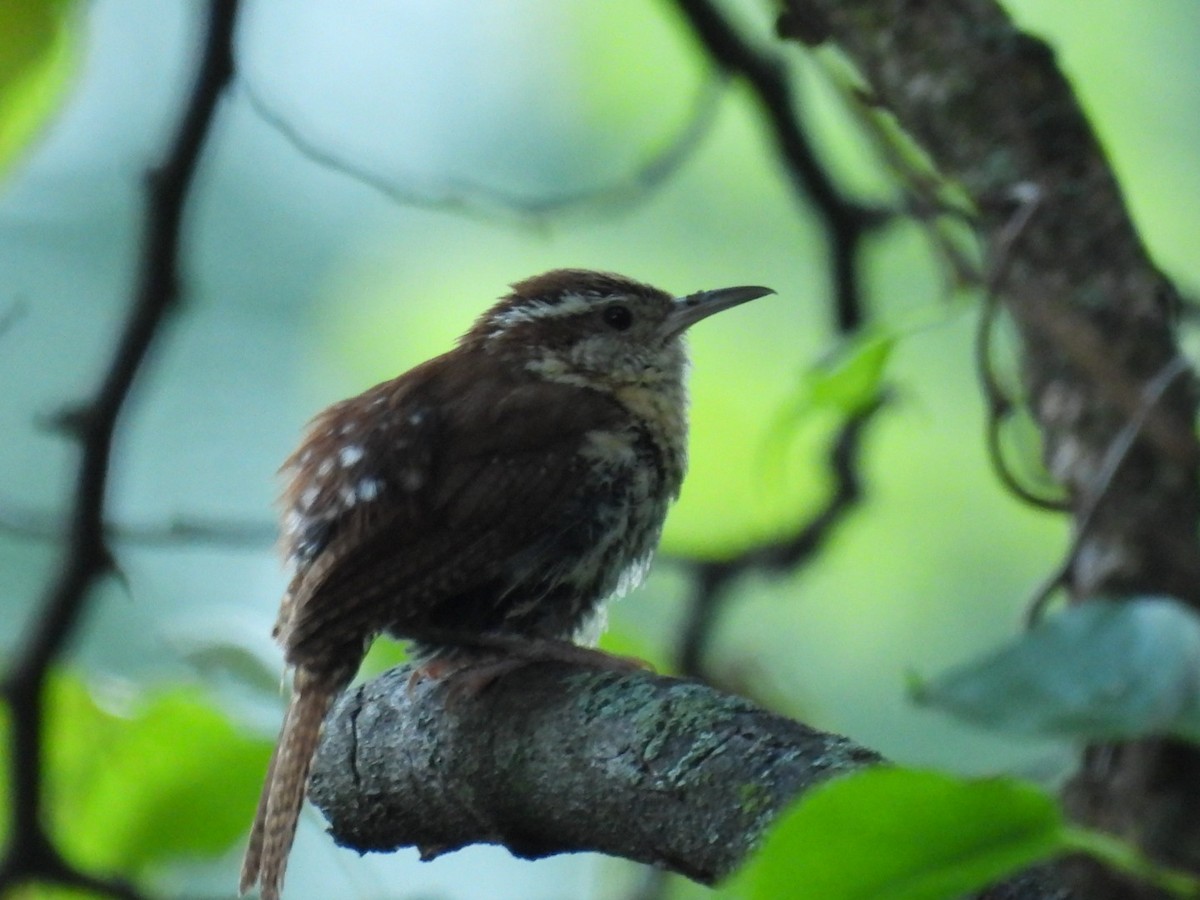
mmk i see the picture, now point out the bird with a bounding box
[239,269,774,899]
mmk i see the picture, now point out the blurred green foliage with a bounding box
[0,1,1198,898]
[728,767,1200,900]
[733,769,1064,900]
[0,0,80,179]
[915,598,1200,744]
[1,672,270,890]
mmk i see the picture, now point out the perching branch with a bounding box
[309,663,1075,898]
[0,2,239,896]
[309,663,877,880]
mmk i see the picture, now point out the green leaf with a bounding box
[757,328,894,504]
[0,0,81,178]
[736,769,1065,900]
[913,597,1200,743]
[763,329,894,467]
[16,672,272,877]
[803,329,895,417]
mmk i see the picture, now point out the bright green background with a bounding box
[0,1,1196,897]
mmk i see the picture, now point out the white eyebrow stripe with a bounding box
[488,292,598,329]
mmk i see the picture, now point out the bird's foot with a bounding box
[406,636,653,698]
[494,636,654,674]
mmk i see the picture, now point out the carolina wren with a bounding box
[240,269,773,899]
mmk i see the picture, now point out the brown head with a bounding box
[462,269,774,397]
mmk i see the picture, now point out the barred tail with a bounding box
[240,670,338,900]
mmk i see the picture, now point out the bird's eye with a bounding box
[602,304,633,331]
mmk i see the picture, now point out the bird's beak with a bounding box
[662,284,775,339]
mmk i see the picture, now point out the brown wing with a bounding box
[275,350,628,671]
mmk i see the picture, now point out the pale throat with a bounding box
[523,342,691,481]
[613,380,687,445]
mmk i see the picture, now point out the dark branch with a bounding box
[779,0,1200,893]
[662,0,892,697]
[0,1,239,895]
[674,395,885,677]
[670,0,888,333]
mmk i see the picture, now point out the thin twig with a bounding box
[243,72,726,228]
[0,2,239,895]
[673,395,886,677]
[661,0,892,690]
[0,497,276,548]
[670,0,890,332]
[974,183,1069,511]
[823,66,982,296]
[1025,355,1192,625]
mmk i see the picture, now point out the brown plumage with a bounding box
[240,270,773,898]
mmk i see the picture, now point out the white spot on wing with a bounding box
[300,486,319,510]
[338,485,357,507]
[357,478,382,501]
[317,458,333,477]
[339,445,364,467]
